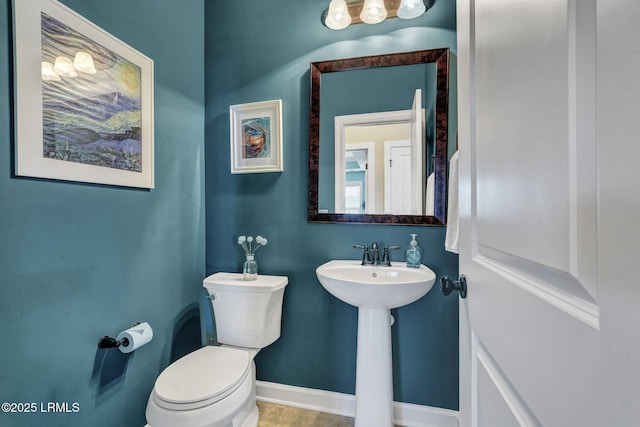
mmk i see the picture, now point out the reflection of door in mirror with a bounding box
[384,140,411,214]
[409,88,427,215]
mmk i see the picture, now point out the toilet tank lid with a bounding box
[203,272,288,292]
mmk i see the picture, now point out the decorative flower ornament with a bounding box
[237,235,268,255]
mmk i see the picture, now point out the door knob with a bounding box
[441,275,467,299]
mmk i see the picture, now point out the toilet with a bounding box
[145,272,288,427]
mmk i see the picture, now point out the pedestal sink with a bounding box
[316,260,436,427]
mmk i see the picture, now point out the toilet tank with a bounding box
[203,272,288,349]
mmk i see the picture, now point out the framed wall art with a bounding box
[229,99,283,174]
[12,0,154,188]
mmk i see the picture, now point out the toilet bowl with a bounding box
[145,273,288,427]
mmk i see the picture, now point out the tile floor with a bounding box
[257,401,354,427]
[256,401,403,427]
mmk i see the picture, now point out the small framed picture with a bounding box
[229,99,283,174]
[12,0,154,188]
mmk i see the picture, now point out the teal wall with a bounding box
[205,0,459,411]
[0,1,205,426]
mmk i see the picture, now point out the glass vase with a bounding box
[243,254,258,281]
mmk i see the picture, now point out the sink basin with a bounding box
[316,259,437,427]
[316,260,436,309]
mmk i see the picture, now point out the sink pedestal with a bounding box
[315,260,436,427]
[355,307,394,427]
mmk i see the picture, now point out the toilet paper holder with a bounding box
[97,322,140,350]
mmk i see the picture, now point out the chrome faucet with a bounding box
[353,244,373,265]
[380,245,401,266]
[354,242,401,266]
[370,242,380,264]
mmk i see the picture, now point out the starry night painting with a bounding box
[41,12,143,172]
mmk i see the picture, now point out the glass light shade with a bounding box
[397,0,426,19]
[360,0,387,24]
[326,0,352,30]
[53,56,77,77]
[41,61,61,81]
[73,52,97,74]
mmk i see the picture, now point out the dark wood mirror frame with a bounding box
[308,48,450,225]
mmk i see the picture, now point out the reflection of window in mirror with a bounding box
[344,182,363,214]
[336,144,375,213]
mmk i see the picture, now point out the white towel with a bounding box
[425,173,435,216]
[445,151,459,254]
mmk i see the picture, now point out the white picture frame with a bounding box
[229,99,283,174]
[12,0,154,188]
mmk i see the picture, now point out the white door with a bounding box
[457,1,640,426]
[384,140,411,214]
[410,88,424,214]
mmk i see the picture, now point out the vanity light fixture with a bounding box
[323,0,435,30]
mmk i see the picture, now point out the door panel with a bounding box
[472,0,598,320]
[458,0,640,426]
[385,142,411,214]
[477,360,532,427]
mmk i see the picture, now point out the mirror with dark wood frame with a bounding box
[308,48,450,225]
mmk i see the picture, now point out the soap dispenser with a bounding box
[405,234,424,268]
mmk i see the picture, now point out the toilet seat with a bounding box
[152,346,251,411]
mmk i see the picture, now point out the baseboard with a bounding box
[256,380,459,427]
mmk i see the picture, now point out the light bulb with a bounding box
[325,0,352,30]
[397,0,426,19]
[360,0,387,24]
